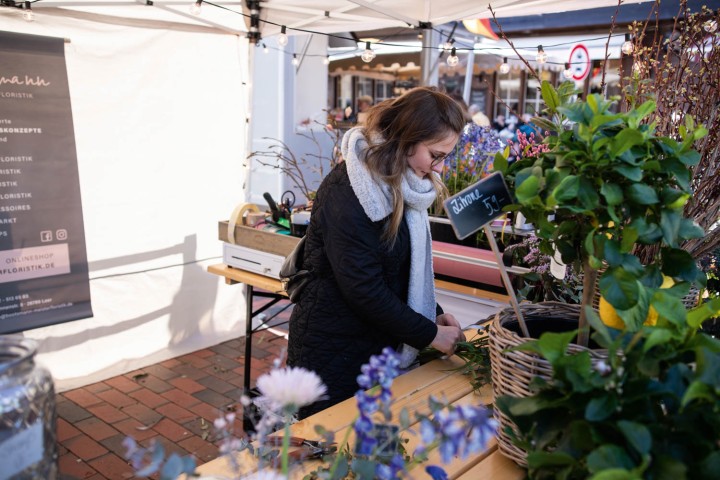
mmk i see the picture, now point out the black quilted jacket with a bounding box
[287,162,438,417]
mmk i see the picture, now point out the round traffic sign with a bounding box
[568,44,591,81]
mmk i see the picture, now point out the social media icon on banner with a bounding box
[41,231,53,242]
[56,229,68,240]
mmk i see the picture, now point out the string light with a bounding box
[277,25,288,47]
[439,38,454,52]
[361,41,376,63]
[189,0,202,16]
[704,20,717,33]
[323,55,330,65]
[621,33,634,55]
[536,45,547,64]
[446,47,459,67]
[22,1,34,21]
[499,57,510,74]
[563,62,573,79]
[262,43,269,54]
[291,54,299,66]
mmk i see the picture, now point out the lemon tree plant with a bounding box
[493,81,707,344]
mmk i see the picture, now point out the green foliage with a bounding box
[493,81,708,329]
[497,299,720,479]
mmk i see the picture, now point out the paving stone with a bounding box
[104,375,143,394]
[187,401,223,423]
[57,400,94,423]
[100,433,132,458]
[120,403,164,426]
[178,435,219,463]
[192,389,233,410]
[196,375,235,394]
[112,418,157,442]
[142,363,180,381]
[64,433,109,461]
[135,374,173,394]
[58,451,98,479]
[168,377,205,394]
[160,388,202,409]
[86,403,129,424]
[74,417,120,442]
[159,357,182,368]
[152,417,192,442]
[84,382,112,394]
[169,363,207,380]
[156,403,196,424]
[57,417,82,442]
[177,353,212,369]
[128,387,169,409]
[63,389,104,408]
[88,452,135,479]
[96,388,135,408]
[207,354,242,372]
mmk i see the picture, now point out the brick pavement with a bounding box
[57,299,292,480]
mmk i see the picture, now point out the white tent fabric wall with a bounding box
[0,12,251,391]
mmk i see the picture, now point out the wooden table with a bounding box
[194,330,526,479]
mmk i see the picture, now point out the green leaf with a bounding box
[585,394,617,421]
[660,209,682,247]
[610,129,645,158]
[399,408,410,430]
[681,381,714,406]
[516,175,540,203]
[541,80,560,111]
[650,290,686,326]
[590,469,639,480]
[587,445,635,473]
[537,330,579,364]
[600,267,639,310]
[585,306,613,347]
[601,182,623,206]
[617,420,651,456]
[532,116,556,134]
[351,458,377,479]
[578,177,600,210]
[661,247,699,282]
[613,165,643,181]
[644,328,673,352]
[687,298,720,329]
[527,451,576,468]
[620,227,638,253]
[678,218,704,240]
[626,184,659,205]
[553,175,580,202]
[493,152,508,174]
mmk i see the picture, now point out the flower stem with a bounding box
[328,420,355,478]
[281,422,291,475]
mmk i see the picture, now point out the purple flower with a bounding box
[419,398,498,464]
[425,465,449,480]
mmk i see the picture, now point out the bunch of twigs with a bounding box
[622,1,720,263]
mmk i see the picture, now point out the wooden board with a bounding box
[219,220,300,257]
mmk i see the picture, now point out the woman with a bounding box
[287,87,467,418]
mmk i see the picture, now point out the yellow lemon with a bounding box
[599,275,674,329]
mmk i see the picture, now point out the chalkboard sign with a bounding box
[443,172,513,240]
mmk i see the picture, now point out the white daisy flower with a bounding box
[256,366,326,412]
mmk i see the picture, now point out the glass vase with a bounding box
[0,335,58,479]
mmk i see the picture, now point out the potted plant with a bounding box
[488,79,709,463]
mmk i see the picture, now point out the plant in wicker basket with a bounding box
[487,79,711,467]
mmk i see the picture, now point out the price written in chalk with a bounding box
[442,172,513,240]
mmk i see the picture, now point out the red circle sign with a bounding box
[568,44,591,81]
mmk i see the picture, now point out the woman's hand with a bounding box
[431,314,464,355]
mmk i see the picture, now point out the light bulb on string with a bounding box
[277,25,288,47]
[704,20,717,33]
[499,57,510,74]
[439,38,454,52]
[536,45,547,64]
[262,43,269,54]
[22,1,34,21]
[621,33,634,55]
[563,63,573,79]
[189,0,202,16]
[361,42,376,63]
[446,47,459,67]
[291,54,299,66]
[323,55,330,65]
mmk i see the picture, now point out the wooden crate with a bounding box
[218,221,299,257]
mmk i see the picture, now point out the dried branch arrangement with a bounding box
[246,121,342,202]
[621,0,719,262]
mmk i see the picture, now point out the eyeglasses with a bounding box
[429,146,456,168]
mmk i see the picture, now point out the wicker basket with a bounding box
[488,302,609,466]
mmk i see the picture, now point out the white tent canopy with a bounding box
[13,0,654,38]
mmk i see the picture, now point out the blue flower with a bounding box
[425,465,449,480]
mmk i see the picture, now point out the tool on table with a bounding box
[264,436,337,461]
[263,192,291,229]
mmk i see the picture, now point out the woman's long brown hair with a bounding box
[361,87,466,245]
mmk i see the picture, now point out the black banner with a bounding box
[0,31,92,333]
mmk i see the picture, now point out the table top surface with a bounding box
[194,330,526,479]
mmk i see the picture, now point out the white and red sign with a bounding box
[568,43,591,81]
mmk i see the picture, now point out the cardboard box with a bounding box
[218,221,300,257]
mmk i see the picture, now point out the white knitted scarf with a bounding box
[341,127,437,368]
